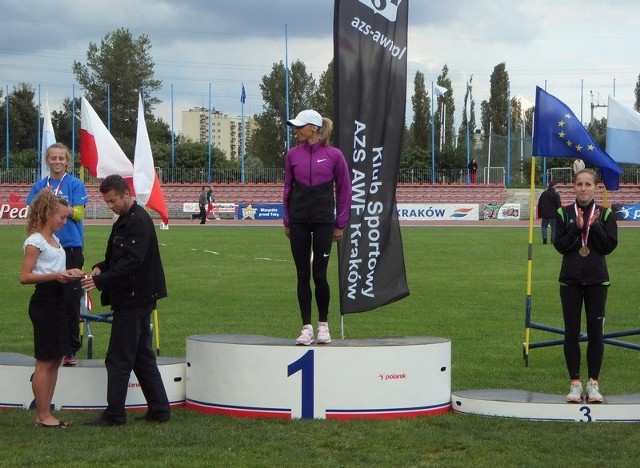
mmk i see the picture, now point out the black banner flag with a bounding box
[334,0,410,314]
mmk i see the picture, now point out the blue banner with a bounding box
[612,204,640,221]
[238,204,284,220]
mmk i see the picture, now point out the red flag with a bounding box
[134,94,169,225]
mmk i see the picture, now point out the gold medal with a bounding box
[579,246,590,257]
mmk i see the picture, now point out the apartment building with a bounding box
[181,107,254,160]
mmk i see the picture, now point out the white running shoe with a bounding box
[586,379,603,403]
[566,382,583,403]
[316,322,332,344]
[296,325,314,346]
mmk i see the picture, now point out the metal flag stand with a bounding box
[79,291,161,359]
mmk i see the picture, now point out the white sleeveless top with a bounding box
[23,233,66,274]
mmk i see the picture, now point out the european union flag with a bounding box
[532,86,622,190]
[241,84,246,104]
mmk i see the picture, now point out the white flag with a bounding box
[465,88,471,123]
[133,94,169,224]
[606,95,640,164]
[433,83,448,97]
[133,94,154,206]
[40,96,56,179]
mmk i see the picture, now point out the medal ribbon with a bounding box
[574,202,596,248]
[47,173,66,196]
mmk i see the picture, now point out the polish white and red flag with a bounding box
[80,96,169,224]
[133,94,169,225]
[80,96,134,180]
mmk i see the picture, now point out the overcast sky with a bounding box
[1,0,639,133]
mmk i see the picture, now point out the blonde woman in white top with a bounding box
[20,190,84,428]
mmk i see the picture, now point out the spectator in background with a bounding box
[206,183,218,220]
[191,186,207,224]
[21,190,84,428]
[537,181,562,244]
[554,168,618,404]
[26,143,88,367]
[468,158,478,184]
[283,109,351,346]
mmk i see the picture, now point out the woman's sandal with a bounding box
[34,420,68,429]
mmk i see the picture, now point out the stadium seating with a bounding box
[396,183,508,206]
[2,182,638,220]
[554,183,640,206]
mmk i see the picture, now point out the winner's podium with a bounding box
[0,352,185,410]
[186,334,451,419]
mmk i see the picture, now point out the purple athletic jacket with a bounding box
[283,141,352,229]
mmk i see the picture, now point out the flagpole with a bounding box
[440,103,444,152]
[5,85,9,170]
[72,84,76,174]
[542,81,547,186]
[37,85,42,179]
[523,155,537,366]
[241,83,246,184]
[487,121,492,184]
[431,82,435,184]
[171,83,175,181]
[208,83,212,183]
[520,120,524,183]
[465,80,471,183]
[285,24,291,152]
[507,84,511,186]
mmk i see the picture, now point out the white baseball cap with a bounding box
[286,109,323,128]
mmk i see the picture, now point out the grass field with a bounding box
[2,223,640,466]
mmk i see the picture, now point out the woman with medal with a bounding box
[554,168,618,404]
[26,143,88,366]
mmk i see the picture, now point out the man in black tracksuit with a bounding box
[82,174,170,426]
[538,181,561,244]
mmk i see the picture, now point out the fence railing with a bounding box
[548,167,640,185]
[2,166,639,186]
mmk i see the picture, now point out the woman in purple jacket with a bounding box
[284,110,352,346]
